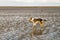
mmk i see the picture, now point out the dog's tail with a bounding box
[43,19,47,21]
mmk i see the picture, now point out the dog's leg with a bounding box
[39,21,44,28]
[31,22,37,36]
[32,23,36,30]
[39,21,44,35]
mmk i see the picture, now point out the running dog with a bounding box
[28,17,47,36]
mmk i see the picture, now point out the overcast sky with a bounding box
[0,0,60,6]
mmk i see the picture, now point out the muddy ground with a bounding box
[0,15,60,40]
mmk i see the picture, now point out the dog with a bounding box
[28,17,47,36]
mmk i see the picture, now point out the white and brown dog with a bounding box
[28,17,47,36]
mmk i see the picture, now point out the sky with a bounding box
[0,0,60,6]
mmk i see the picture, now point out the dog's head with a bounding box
[28,17,32,22]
